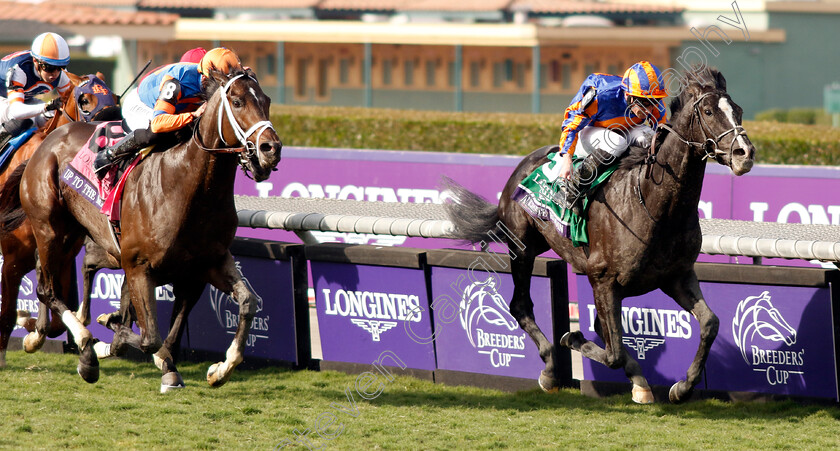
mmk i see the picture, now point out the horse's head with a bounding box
[669,67,755,176]
[64,72,120,122]
[199,67,282,182]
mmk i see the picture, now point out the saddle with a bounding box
[511,148,619,247]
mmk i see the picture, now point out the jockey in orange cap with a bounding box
[0,32,72,146]
[93,47,243,176]
[555,61,668,214]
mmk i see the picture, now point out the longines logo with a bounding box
[209,262,267,348]
[459,277,526,368]
[350,319,397,341]
[321,288,421,343]
[732,291,804,385]
[622,337,665,360]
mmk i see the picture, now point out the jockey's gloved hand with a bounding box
[44,97,62,112]
[632,128,654,149]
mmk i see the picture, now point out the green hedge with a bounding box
[270,106,840,166]
[755,107,833,126]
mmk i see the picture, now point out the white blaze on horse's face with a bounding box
[718,97,750,151]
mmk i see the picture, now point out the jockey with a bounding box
[180,47,207,63]
[93,47,242,177]
[0,32,71,145]
[555,61,667,214]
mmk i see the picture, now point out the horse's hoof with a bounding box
[206,362,230,388]
[538,371,559,393]
[77,344,100,384]
[96,312,120,329]
[559,330,584,350]
[22,332,45,353]
[160,371,185,394]
[632,385,655,404]
[669,381,692,404]
[93,341,113,359]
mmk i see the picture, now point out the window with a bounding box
[425,60,436,87]
[561,63,572,90]
[296,58,308,97]
[339,58,351,85]
[383,59,393,86]
[447,61,457,87]
[404,60,414,86]
[317,59,329,97]
[257,53,276,77]
[493,62,503,88]
[469,61,480,88]
[515,63,526,88]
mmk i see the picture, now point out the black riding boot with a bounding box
[0,118,33,148]
[93,131,141,178]
[557,148,616,216]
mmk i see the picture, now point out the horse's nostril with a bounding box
[733,148,746,158]
[260,142,276,155]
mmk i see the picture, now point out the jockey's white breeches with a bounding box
[572,125,654,158]
[121,88,153,132]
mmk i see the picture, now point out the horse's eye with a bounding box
[79,97,89,106]
[704,109,712,116]
[232,99,243,108]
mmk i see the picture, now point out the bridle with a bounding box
[656,92,747,165]
[191,73,277,178]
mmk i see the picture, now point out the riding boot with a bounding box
[0,118,33,149]
[558,148,616,216]
[93,131,141,179]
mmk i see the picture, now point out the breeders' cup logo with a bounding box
[459,277,526,368]
[209,262,267,348]
[321,287,421,342]
[732,291,803,385]
[0,256,39,321]
[585,304,693,360]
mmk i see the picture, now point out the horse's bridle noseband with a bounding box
[191,73,278,178]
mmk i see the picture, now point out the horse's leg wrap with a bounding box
[207,278,254,388]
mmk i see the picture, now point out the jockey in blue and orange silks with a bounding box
[93,47,242,177]
[556,61,668,213]
[0,32,72,145]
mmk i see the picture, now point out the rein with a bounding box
[191,73,276,178]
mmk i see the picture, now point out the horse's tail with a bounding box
[441,176,501,244]
[0,161,29,234]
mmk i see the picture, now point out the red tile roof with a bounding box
[318,0,412,11]
[138,0,320,8]
[0,1,178,25]
[400,0,512,12]
[508,0,683,14]
[41,0,139,6]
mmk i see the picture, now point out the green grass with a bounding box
[2,351,840,449]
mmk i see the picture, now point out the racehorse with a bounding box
[444,67,755,403]
[0,72,119,367]
[0,66,281,392]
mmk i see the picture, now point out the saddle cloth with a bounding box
[510,149,618,247]
[60,121,145,222]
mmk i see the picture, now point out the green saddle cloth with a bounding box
[511,151,619,247]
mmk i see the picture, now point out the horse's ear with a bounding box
[96,71,106,82]
[714,70,727,92]
[245,66,258,82]
[65,71,83,86]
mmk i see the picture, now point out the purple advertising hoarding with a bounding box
[430,266,553,379]
[312,261,436,371]
[186,255,299,363]
[2,257,66,341]
[577,274,838,400]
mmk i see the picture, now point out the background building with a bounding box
[0,0,837,118]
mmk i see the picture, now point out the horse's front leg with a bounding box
[205,252,255,387]
[560,281,654,404]
[124,264,162,354]
[661,271,719,404]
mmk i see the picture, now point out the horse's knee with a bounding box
[704,312,719,341]
[605,349,626,369]
[140,332,162,354]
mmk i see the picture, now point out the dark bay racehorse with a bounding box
[0,72,119,367]
[0,66,281,391]
[444,67,755,403]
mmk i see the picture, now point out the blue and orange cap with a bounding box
[621,61,667,98]
[31,32,70,67]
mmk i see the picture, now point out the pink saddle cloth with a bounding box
[60,121,141,221]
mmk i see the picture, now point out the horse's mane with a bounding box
[619,65,725,171]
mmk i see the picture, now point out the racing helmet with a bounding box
[621,61,667,99]
[31,32,71,67]
[198,47,242,76]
